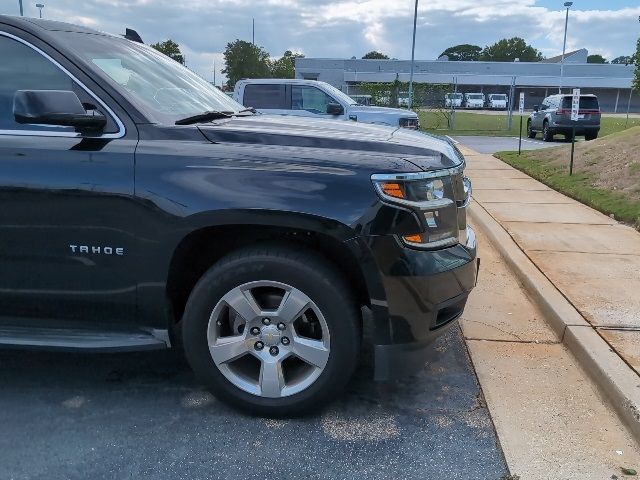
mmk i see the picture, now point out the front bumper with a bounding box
[365,227,478,380]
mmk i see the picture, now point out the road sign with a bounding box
[518,92,525,114]
[571,88,580,121]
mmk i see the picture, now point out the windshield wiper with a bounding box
[175,110,233,125]
[238,107,256,114]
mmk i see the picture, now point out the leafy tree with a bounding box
[222,39,271,88]
[150,39,184,64]
[587,54,608,64]
[634,37,640,91]
[611,55,632,65]
[479,37,543,62]
[438,44,482,61]
[362,51,389,59]
[270,50,305,78]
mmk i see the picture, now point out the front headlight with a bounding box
[372,172,460,249]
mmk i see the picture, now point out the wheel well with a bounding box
[166,225,371,325]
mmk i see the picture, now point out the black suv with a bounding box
[527,93,601,141]
[0,16,477,415]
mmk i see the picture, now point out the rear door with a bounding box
[0,29,138,325]
[242,83,291,115]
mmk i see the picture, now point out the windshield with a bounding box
[467,94,483,99]
[447,93,462,99]
[57,32,245,124]
[320,83,359,106]
[491,95,507,100]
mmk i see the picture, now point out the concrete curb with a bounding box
[469,201,640,442]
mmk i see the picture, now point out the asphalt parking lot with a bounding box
[0,326,508,480]
[451,135,565,154]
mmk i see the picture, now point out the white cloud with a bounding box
[1,0,638,84]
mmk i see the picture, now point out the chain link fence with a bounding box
[345,79,518,133]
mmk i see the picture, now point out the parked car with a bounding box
[234,79,420,129]
[464,93,485,109]
[486,94,508,110]
[445,92,463,108]
[527,94,600,141]
[0,16,477,415]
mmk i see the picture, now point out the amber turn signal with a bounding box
[380,182,404,199]
[403,234,423,243]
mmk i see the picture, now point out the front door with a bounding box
[0,31,138,325]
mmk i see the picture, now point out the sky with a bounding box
[1,0,639,85]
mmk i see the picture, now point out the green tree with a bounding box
[611,55,633,65]
[438,44,482,61]
[270,50,305,78]
[587,54,608,64]
[150,39,184,64]
[479,37,543,62]
[362,51,389,59]
[222,39,272,88]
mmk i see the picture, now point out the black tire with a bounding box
[527,120,536,139]
[542,121,553,142]
[181,244,361,416]
[585,132,598,141]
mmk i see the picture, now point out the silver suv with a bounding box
[527,94,600,141]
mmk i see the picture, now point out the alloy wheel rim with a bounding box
[207,281,330,398]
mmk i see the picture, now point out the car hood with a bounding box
[198,114,463,173]
[348,105,418,119]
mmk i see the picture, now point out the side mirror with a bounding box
[326,103,344,115]
[13,90,106,131]
[533,105,539,112]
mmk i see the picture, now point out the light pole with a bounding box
[559,1,572,93]
[18,0,23,15]
[36,3,44,18]
[408,0,418,110]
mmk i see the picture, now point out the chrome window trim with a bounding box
[0,31,126,139]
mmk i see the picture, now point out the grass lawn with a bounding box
[494,127,640,228]
[418,110,640,137]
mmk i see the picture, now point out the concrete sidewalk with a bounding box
[458,144,640,440]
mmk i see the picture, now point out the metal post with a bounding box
[18,0,23,15]
[450,76,457,130]
[507,76,515,130]
[518,116,523,155]
[213,60,216,87]
[252,18,255,45]
[559,2,572,94]
[569,126,576,175]
[408,0,418,110]
[626,88,633,128]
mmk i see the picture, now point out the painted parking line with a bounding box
[510,136,547,146]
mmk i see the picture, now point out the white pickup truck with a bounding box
[464,93,485,109]
[233,79,419,129]
[487,94,508,110]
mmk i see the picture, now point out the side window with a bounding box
[0,35,117,133]
[540,99,550,111]
[243,84,287,109]
[291,86,336,114]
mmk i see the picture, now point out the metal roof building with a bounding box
[295,56,638,113]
